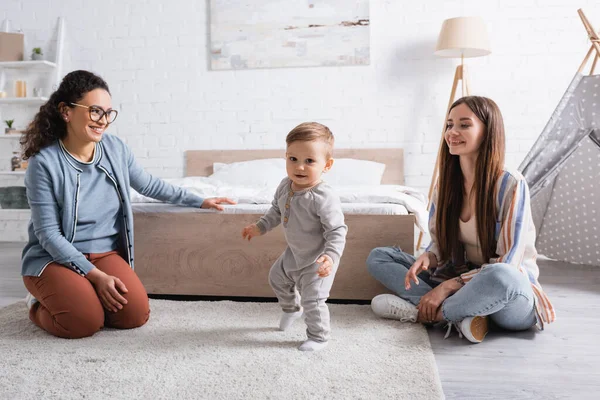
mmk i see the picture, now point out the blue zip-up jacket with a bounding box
[21,134,204,277]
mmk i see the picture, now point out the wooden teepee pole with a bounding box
[577,9,600,75]
[578,45,596,73]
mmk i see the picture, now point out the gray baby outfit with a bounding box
[256,177,347,343]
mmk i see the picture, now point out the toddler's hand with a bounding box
[242,224,262,241]
[316,255,333,278]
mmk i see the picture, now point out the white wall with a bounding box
[0,0,599,240]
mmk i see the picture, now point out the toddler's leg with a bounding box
[269,250,302,330]
[296,264,336,351]
[279,309,303,331]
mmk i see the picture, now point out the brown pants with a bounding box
[23,251,150,339]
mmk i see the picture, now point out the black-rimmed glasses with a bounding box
[70,103,119,124]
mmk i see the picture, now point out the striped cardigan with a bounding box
[426,168,556,328]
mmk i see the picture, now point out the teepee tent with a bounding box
[519,10,600,266]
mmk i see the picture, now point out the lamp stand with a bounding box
[416,54,471,251]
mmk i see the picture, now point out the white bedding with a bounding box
[130,177,428,231]
[132,202,409,215]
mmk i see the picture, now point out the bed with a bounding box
[132,149,424,300]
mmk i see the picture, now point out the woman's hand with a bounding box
[242,224,262,241]
[417,278,463,322]
[417,284,451,322]
[86,268,128,313]
[404,252,437,290]
[201,197,237,211]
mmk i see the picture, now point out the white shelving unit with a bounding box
[0,60,57,69]
[0,171,25,175]
[0,97,49,105]
[0,17,64,183]
[0,18,64,100]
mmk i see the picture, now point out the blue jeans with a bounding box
[366,247,537,331]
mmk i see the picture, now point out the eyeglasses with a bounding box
[70,103,119,124]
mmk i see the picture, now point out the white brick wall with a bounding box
[0,174,25,187]
[1,0,599,242]
[0,210,29,242]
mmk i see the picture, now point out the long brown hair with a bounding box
[20,70,110,159]
[435,96,505,264]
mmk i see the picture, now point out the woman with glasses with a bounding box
[19,70,235,338]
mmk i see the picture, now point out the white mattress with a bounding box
[132,202,409,215]
[130,179,428,230]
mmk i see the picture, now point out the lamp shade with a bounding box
[435,16,491,58]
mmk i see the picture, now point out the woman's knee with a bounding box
[479,263,526,291]
[53,306,105,339]
[366,247,391,273]
[366,246,412,275]
[27,272,105,339]
[108,293,150,329]
[113,309,150,330]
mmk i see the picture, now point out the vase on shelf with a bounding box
[0,19,10,33]
[11,152,21,171]
[14,80,26,97]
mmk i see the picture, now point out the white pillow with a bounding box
[324,158,386,186]
[209,158,286,187]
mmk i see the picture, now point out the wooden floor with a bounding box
[2,242,598,399]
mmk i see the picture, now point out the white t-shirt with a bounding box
[458,215,486,265]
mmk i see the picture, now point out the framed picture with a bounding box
[210,0,370,70]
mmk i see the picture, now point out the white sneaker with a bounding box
[370,294,418,322]
[25,293,38,310]
[455,316,489,343]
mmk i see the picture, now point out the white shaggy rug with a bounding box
[0,300,443,400]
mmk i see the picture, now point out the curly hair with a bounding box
[20,70,110,159]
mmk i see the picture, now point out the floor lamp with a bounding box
[416,16,491,250]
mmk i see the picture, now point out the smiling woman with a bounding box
[59,89,117,162]
[366,96,556,344]
[18,70,235,339]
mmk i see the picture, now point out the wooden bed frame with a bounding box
[133,149,415,300]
